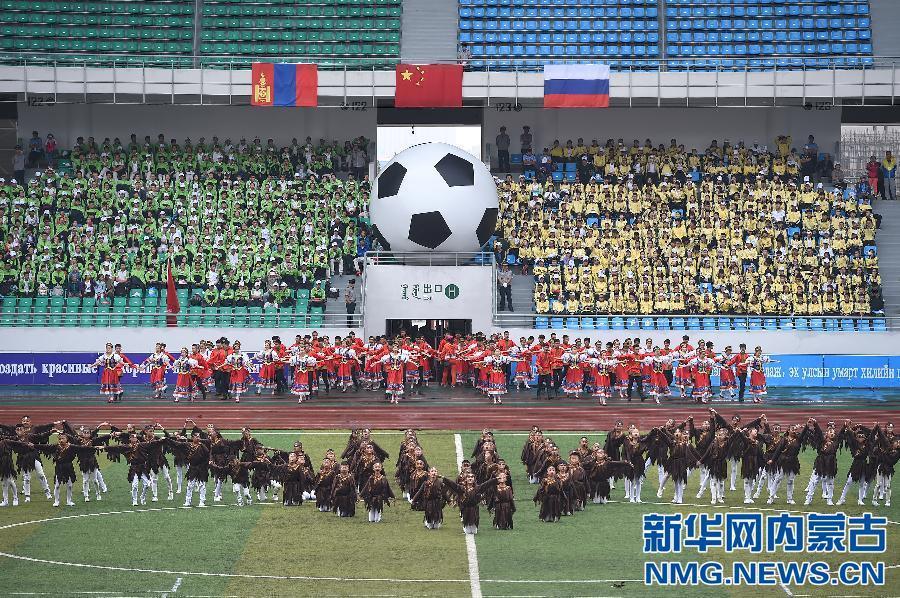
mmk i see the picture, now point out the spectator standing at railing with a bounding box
[496,127,511,173]
[12,146,25,185]
[881,150,897,200]
[44,134,58,169]
[866,155,881,196]
[520,126,533,154]
[497,264,513,312]
[27,131,43,167]
[350,144,368,181]
[344,279,358,327]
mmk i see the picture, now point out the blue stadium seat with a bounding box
[873,318,887,332]
[778,318,794,330]
[626,317,640,330]
[671,317,685,330]
[551,317,564,329]
[748,318,762,330]
[657,317,670,330]
[595,317,610,330]
[794,318,808,331]
[611,317,625,330]
[535,316,549,329]
[763,318,777,331]
[581,317,595,330]
[641,317,655,330]
[702,317,716,330]
[566,317,580,329]
[687,317,701,330]
[840,319,855,331]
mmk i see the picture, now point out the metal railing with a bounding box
[0,53,896,70]
[492,312,891,331]
[840,126,900,179]
[0,309,361,328]
[2,53,899,107]
[364,252,493,267]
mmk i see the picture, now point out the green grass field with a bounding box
[0,430,897,597]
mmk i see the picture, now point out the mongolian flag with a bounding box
[543,64,610,108]
[251,63,318,107]
[394,64,463,108]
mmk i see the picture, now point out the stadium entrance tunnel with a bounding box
[386,319,472,344]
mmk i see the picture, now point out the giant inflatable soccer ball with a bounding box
[370,142,498,252]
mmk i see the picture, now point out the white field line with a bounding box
[455,433,483,598]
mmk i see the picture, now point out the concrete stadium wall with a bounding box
[870,0,900,58]
[482,106,843,160]
[17,103,378,148]
[19,103,842,161]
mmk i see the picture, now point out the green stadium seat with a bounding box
[63,308,80,326]
[93,307,110,327]
[218,307,233,326]
[202,307,218,327]
[48,305,63,326]
[50,296,65,307]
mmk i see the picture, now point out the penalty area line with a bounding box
[455,433,483,598]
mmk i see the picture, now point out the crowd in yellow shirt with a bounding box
[496,139,880,317]
[534,137,802,183]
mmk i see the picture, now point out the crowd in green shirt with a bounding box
[0,133,375,306]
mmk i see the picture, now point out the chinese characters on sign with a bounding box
[400,283,460,301]
[642,512,888,588]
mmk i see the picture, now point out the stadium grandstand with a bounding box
[3,3,900,598]
[0,0,899,340]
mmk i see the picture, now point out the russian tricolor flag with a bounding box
[543,64,610,108]
[251,63,317,107]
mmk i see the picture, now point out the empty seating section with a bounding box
[458,0,874,70]
[665,0,874,69]
[0,0,195,62]
[199,0,402,67]
[459,0,661,70]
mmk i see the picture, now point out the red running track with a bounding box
[0,404,895,430]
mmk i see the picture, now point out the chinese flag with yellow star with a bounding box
[394,64,463,108]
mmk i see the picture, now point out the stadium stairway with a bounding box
[502,273,536,313]
[325,274,360,319]
[874,199,900,317]
[400,0,458,62]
